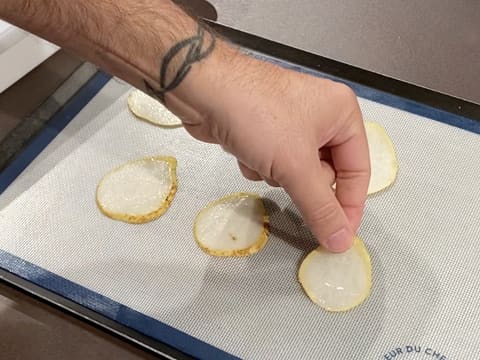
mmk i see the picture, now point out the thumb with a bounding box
[281,158,353,252]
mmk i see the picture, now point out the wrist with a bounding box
[168,39,237,101]
[158,37,239,127]
[167,38,278,123]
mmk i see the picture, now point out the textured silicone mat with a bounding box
[1,81,480,359]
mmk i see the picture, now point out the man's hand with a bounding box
[0,0,370,252]
[173,48,371,252]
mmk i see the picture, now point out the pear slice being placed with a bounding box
[298,236,372,312]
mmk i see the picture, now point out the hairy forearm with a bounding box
[0,0,226,106]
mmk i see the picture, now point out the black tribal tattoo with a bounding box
[144,23,216,102]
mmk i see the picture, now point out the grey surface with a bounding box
[0,283,158,360]
[0,62,97,169]
[210,0,480,104]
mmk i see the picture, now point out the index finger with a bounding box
[331,113,371,233]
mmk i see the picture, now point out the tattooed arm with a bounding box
[0,1,216,105]
[0,0,370,252]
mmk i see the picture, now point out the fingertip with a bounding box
[324,227,354,253]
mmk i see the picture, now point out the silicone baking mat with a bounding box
[1,57,480,359]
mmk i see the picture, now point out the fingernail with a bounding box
[326,228,352,252]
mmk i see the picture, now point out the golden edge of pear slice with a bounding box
[298,236,372,312]
[127,90,183,128]
[193,192,270,257]
[96,156,178,224]
[365,121,399,195]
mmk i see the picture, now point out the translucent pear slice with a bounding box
[96,156,177,223]
[298,236,372,312]
[127,89,182,127]
[194,193,269,257]
[365,121,398,194]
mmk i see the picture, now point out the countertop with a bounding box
[210,0,480,104]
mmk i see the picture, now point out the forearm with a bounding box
[0,0,233,111]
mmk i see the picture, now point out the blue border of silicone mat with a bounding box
[0,249,238,359]
[1,56,480,359]
[0,71,109,194]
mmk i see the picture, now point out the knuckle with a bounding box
[331,83,363,126]
[270,151,304,185]
[331,83,360,112]
[333,82,357,102]
[304,200,341,227]
[336,168,371,182]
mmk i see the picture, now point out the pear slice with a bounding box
[194,193,269,257]
[365,121,398,194]
[298,236,372,312]
[127,89,182,127]
[96,156,177,223]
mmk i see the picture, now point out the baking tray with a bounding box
[1,23,480,360]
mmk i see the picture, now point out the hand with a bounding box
[0,1,369,251]
[172,48,371,252]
